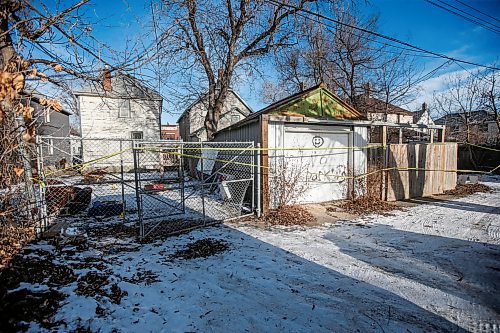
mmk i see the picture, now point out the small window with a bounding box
[131,131,143,140]
[119,100,131,118]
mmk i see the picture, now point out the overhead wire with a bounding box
[424,0,500,34]
[268,0,500,71]
[453,0,500,24]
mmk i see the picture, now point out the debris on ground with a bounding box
[76,271,127,304]
[0,225,36,268]
[87,223,136,239]
[0,288,66,331]
[0,255,76,291]
[123,270,160,285]
[261,205,316,226]
[443,183,491,196]
[171,238,229,259]
[328,196,398,216]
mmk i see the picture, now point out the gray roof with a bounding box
[74,72,162,101]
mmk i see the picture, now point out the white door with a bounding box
[280,125,351,204]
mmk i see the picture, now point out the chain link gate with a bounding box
[35,137,258,238]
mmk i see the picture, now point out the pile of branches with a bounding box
[330,196,397,216]
[171,238,229,260]
[261,205,316,226]
[443,183,491,196]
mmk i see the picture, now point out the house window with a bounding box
[131,131,143,140]
[44,110,51,123]
[118,100,131,118]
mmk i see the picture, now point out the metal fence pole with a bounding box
[133,147,144,239]
[200,141,206,224]
[120,140,126,222]
[256,143,262,217]
[180,143,185,214]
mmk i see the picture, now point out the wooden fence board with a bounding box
[384,143,457,201]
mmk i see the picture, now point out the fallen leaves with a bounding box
[329,196,397,216]
[76,271,128,304]
[443,183,491,196]
[261,205,315,226]
[171,238,229,259]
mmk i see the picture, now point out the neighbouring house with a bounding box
[74,71,162,169]
[355,88,438,143]
[25,90,72,169]
[177,90,252,142]
[161,124,180,140]
[435,110,499,144]
[213,83,369,212]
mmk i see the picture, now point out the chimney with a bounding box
[102,66,112,92]
[422,102,427,113]
[299,82,305,91]
[363,82,371,98]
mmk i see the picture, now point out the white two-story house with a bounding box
[74,72,162,169]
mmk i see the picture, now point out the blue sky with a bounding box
[82,0,499,122]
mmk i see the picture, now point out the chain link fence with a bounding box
[35,137,258,238]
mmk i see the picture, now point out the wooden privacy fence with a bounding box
[382,143,457,201]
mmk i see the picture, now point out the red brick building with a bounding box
[161,124,180,140]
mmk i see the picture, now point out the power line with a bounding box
[453,0,500,24]
[433,0,500,29]
[424,0,500,34]
[268,0,500,71]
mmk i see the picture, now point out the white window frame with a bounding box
[118,100,131,118]
[45,138,54,155]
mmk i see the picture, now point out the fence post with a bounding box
[133,147,144,239]
[120,140,126,222]
[256,143,261,217]
[180,143,186,214]
[200,141,206,224]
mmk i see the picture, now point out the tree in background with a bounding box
[154,0,343,140]
[266,2,423,115]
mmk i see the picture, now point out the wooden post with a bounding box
[261,115,269,215]
[439,128,445,142]
[398,127,403,144]
[381,125,388,201]
[430,129,435,144]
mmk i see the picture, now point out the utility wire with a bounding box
[268,0,500,71]
[453,0,500,23]
[433,0,500,29]
[424,0,500,34]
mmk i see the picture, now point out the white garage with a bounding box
[213,84,369,212]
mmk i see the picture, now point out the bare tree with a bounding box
[434,70,487,144]
[155,0,340,139]
[482,67,500,143]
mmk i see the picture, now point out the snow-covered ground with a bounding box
[11,177,500,332]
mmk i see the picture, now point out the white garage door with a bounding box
[280,125,351,204]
